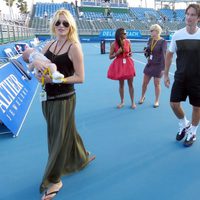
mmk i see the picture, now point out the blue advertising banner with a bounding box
[99,29,142,39]
[0,57,38,136]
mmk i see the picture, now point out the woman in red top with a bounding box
[107,28,136,109]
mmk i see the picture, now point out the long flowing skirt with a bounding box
[40,94,90,193]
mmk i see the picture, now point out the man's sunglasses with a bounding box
[55,20,70,28]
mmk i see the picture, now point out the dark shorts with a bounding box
[170,80,200,107]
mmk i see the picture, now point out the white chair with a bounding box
[4,48,16,58]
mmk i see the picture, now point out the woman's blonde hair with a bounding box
[150,24,162,35]
[50,9,80,44]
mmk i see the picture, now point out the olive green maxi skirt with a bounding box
[40,94,90,193]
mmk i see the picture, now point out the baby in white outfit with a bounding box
[22,48,64,83]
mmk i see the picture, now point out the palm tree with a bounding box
[16,0,28,14]
[3,0,16,19]
[144,0,147,8]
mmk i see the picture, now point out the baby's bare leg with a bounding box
[48,63,57,73]
[47,63,64,82]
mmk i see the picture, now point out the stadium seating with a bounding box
[175,9,185,21]
[26,2,188,38]
[130,7,161,21]
[159,8,174,21]
[34,2,76,18]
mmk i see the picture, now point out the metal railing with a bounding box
[0,23,35,44]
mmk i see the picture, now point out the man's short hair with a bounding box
[185,4,200,18]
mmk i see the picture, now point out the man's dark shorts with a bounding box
[170,80,200,107]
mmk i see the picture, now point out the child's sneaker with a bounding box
[52,78,63,83]
[52,71,64,83]
[52,71,64,79]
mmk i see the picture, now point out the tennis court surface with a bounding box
[0,42,200,200]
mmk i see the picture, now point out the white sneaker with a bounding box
[176,122,191,141]
[184,128,196,147]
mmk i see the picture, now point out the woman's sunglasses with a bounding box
[55,20,70,28]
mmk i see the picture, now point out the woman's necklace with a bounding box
[52,39,68,62]
[150,37,160,53]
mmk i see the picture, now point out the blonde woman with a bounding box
[139,24,167,107]
[32,9,95,200]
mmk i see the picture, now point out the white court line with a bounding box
[134,53,176,66]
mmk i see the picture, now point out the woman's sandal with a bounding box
[138,97,145,104]
[86,151,91,156]
[131,104,136,109]
[117,103,125,109]
[153,103,159,108]
[42,182,63,200]
[86,149,96,163]
[43,190,59,200]
[89,155,96,163]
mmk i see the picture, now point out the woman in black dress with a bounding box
[32,9,95,200]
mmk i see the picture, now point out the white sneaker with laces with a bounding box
[183,127,196,147]
[176,122,191,141]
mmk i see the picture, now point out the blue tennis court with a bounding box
[0,42,200,200]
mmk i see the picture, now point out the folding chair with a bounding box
[4,48,16,58]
